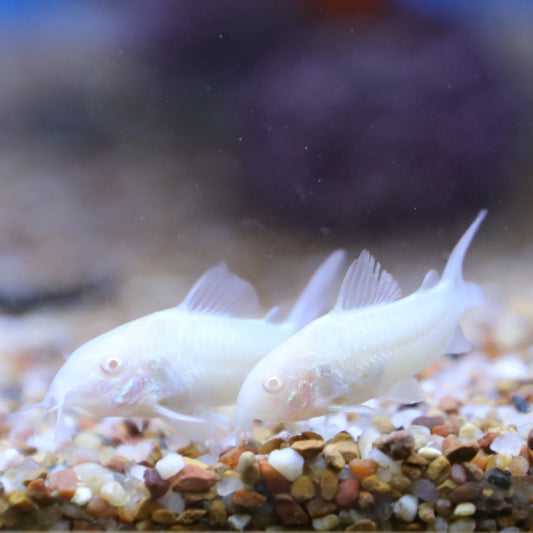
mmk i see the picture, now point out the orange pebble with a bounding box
[348,459,378,479]
[470,449,489,471]
[507,456,529,476]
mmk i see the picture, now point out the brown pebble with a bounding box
[411,416,445,430]
[85,495,119,520]
[390,472,413,492]
[274,493,310,526]
[357,491,374,510]
[331,430,354,443]
[439,395,461,413]
[335,478,359,506]
[463,462,484,482]
[178,442,202,458]
[320,468,339,501]
[346,518,378,531]
[528,427,533,450]
[258,438,284,455]
[208,500,227,527]
[291,438,325,459]
[22,467,48,485]
[47,468,78,501]
[378,429,415,460]
[325,440,360,463]
[143,468,170,499]
[258,459,290,493]
[425,455,451,483]
[290,475,316,502]
[478,431,500,451]
[361,474,391,494]
[448,482,482,503]
[432,423,460,437]
[435,497,452,517]
[145,443,163,467]
[8,490,37,512]
[219,445,256,469]
[183,487,217,505]
[442,437,480,463]
[437,478,457,494]
[27,478,55,507]
[134,498,160,521]
[176,508,207,525]
[171,464,217,492]
[406,452,430,467]
[450,463,467,485]
[105,456,127,474]
[151,508,176,525]
[305,494,337,518]
[233,488,267,508]
[418,502,435,524]
[237,451,260,485]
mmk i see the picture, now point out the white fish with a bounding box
[32,251,345,437]
[235,211,487,425]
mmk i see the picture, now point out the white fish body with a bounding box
[235,211,487,424]
[36,250,345,435]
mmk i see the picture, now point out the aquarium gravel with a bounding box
[0,302,532,531]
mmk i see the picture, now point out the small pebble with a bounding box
[306,495,337,518]
[378,429,415,460]
[155,452,185,480]
[346,518,378,531]
[47,468,78,501]
[335,478,360,506]
[73,463,114,492]
[290,475,316,502]
[349,458,378,479]
[176,508,207,525]
[8,490,37,512]
[320,468,338,501]
[291,439,326,458]
[100,480,127,507]
[237,451,260,485]
[217,473,245,496]
[448,482,482,503]
[439,395,461,413]
[418,502,436,524]
[143,468,170,499]
[258,459,290,493]
[449,517,476,532]
[418,447,442,460]
[151,508,176,526]
[511,395,530,412]
[527,427,533,450]
[312,513,341,531]
[268,447,304,481]
[360,474,391,494]
[453,502,476,517]
[27,478,55,507]
[71,487,92,506]
[208,500,227,527]
[441,438,479,463]
[134,498,160,521]
[411,416,444,430]
[450,464,467,485]
[489,431,523,456]
[458,423,481,441]
[413,478,437,503]
[392,494,418,522]
[227,513,252,531]
[275,493,309,526]
[232,488,266,508]
[425,455,451,483]
[171,464,217,492]
[484,467,511,490]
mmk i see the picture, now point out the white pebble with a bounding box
[418,446,442,460]
[268,448,304,481]
[217,474,245,496]
[489,431,523,457]
[128,464,148,481]
[100,480,128,507]
[368,448,401,474]
[312,513,341,531]
[358,428,381,459]
[227,513,251,531]
[453,502,476,517]
[158,490,185,513]
[71,487,92,506]
[392,494,418,522]
[73,463,114,491]
[391,407,423,429]
[458,423,481,441]
[409,424,430,449]
[155,453,185,480]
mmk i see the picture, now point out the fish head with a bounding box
[235,339,319,427]
[42,320,156,421]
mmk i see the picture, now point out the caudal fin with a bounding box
[286,250,346,331]
[442,210,486,306]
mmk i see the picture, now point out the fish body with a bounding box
[235,211,487,424]
[38,250,346,433]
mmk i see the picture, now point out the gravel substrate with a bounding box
[0,307,532,531]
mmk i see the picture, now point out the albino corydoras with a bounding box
[32,250,345,439]
[235,211,487,425]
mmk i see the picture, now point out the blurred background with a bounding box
[0,0,533,401]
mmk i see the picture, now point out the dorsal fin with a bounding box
[419,269,440,290]
[179,263,260,317]
[333,250,401,312]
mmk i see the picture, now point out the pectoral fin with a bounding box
[382,377,425,404]
[445,326,471,355]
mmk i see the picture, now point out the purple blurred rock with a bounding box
[233,17,513,229]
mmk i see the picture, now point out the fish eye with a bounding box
[262,376,284,393]
[100,356,122,375]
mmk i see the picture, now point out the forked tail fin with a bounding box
[286,250,346,331]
